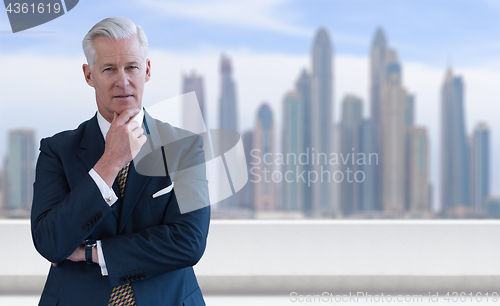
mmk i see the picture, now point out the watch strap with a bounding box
[85,239,96,265]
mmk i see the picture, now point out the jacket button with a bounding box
[120,277,126,283]
[140,273,146,279]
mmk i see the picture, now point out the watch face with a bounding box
[85,239,96,247]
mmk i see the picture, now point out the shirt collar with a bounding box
[97,108,144,141]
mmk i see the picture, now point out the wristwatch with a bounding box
[84,239,97,265]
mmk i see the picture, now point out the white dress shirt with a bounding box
[88,109,144,276]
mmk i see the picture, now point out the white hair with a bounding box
[82,17,148,70]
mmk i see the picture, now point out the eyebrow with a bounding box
[99,61,141,69]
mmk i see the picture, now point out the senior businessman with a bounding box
[30,17,210,306]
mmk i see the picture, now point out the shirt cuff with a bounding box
[96,240,108,276]
[89,168,118,206]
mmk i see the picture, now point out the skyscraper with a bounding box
[5,129,35,212]
[441,69,469,214]
[355,119,377,212]
[340,95,363,216]
[182,71,206,132]
[282,91,303,212]
[0,165,4,211]
[380,49,406,213]
[1,157,7,212]
[310,28,333,216]
[404,94,415,211]
[238,130,255,211]
[254,103,275,212]
[470,122,490,215]
[408,127,430,214]
[486,197,500,218]
[370,27,388,211]
[218,55,239,210]
[295,69,313,215]
[219,55,238,132]
[371,28,388,130]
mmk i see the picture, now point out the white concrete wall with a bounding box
[2,220,500,294]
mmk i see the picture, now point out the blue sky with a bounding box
[2,0,500,66]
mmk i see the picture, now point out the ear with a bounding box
[144,59,151,83]
[83,64,94,87]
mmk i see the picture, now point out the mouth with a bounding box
[114,94,134,99]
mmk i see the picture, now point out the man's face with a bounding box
[83,34,151,122]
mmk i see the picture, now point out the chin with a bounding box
[115,102,140,113]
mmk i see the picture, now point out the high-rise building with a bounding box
[182,71,206,132]
[380,49,406,214]
[295,69,313,215]
[441,69,469,214]
[1,157,7,212]
[218,55,239,210]
[370,27,388,211]
[371,27,388,131]
[219,55,238,132]
[0,166,4,211]
[470,122,490,215]
[331,123,342,216]
[310,28,333,216]
[5,129,35,212]
[404,94,415,127]
[238,130,255,211]
[254,103,275,211]
[408,127,430,213]
[282,91,303,212]
[486,197,500,218]
[404,94,415,211]
[355,119,378,212]
[339,95,363,216]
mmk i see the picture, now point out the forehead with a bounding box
[93,35,142,63]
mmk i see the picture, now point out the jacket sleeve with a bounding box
[100,134,211,287]
[31,138,113,263]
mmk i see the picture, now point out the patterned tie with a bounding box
[116,162,130,199]
[109,162,136,306]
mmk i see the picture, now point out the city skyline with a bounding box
[236,27,494,217]
[1,25,497,217]
[1,2,499,214]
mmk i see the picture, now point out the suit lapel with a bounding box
[78,111,164,233]
[78,114,120,220]
[118,111,162,233]
[118,160,150,233]
[78,115,105,172]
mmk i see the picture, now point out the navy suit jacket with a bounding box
[31,110,210,306]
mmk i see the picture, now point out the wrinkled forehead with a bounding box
[93,34,143,63]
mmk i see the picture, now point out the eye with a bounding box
[129,66,138,70]
[103,67,112,72]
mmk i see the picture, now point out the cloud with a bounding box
[141,0,311,37]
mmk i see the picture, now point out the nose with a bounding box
[115,69,130,88]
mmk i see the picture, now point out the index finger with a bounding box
[114,108,140,126]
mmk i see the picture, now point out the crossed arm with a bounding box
[31,109,210,287]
